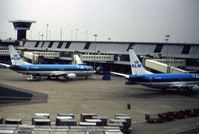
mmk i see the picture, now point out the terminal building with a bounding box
[0,20,199,73]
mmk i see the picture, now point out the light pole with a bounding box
[165,34,170,73]
[85,31,88,41]
[93,34,98,69]
[60,28,63,40]
[49,30,51,40]
[30,31,32,40]
[5,32,7,39]
[93,34,97,41]
[14,31,16,40]
[38,32,40,40]
[46,24,49,40]
[41,34,44,40]
[71,30,73,40]
[75,28,78,41]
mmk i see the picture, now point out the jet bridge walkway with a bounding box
[145,59,188,73]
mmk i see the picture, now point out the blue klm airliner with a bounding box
[111,49,199,92]
[0,45,95,81]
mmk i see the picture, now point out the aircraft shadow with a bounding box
[122,87,199,98]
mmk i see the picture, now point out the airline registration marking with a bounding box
[77,65,85,69]
[194,74,199,78]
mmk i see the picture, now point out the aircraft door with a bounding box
[26,66,30,74]
[149,77,153,82]
[59,66,65,74]
[59,66,65,71]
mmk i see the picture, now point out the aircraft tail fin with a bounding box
[73,54,84,65]
[9,45,25,65]
[129,49,152,75]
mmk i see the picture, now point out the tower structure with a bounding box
[10,20,36,40]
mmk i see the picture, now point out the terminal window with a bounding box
[181,45,191,54]
[154,44,163,53]
[65,42,71,48]
[57,42,63,48]
[127,43,135,51]
[48,42,53,48]
[13,22,31,29]
[84,42,91,49]
[34,41,40,47]
[41,42,45,48]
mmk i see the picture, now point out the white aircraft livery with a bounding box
[111,49,199,92]
[0,45,95,81]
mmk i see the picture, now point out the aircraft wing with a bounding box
[169,82,199,90]
[48,71,76,79]
[110,71,130,79]
[0,63,11,68]
[49,71,67,76]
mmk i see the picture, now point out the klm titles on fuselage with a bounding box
[132,60,142,68]
[11,54,21,60]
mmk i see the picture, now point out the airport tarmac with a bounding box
[0,69,199,134]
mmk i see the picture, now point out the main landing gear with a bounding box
[26,75,41,81]
[160,87,193,95]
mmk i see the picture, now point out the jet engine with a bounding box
[26,75,41,81]
[67,73,76,79]
[26,75,33,81]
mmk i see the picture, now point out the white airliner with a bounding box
[0,45,95,81]
[111,49,199,92]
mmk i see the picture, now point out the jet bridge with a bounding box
[24,51,60,63]
[145,59,188,73]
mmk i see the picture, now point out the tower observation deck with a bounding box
[10,20,36,41]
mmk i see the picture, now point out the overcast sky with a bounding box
[0,0,199,43]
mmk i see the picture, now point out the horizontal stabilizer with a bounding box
[110,71,129,78]
[0,63,11,68]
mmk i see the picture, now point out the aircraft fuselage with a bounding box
[128,73,199,90]
[10,64,95,76]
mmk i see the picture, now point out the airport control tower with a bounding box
[10,20,36,41]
